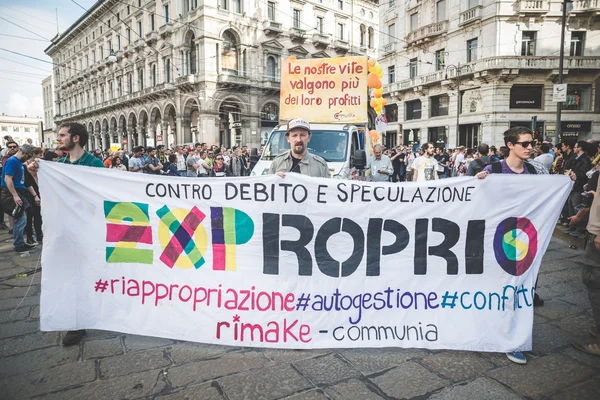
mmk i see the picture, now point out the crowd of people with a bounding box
[0,121,598,358]
[85,143,255,178]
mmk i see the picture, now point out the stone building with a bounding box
[42,75,57,147]
[0,114,42,146]
[379,0,600,149]
[45,0,379,151]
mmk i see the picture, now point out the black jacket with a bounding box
[571,153,592,192]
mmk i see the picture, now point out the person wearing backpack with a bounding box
[476,126,543,365]
[467,143,491,176]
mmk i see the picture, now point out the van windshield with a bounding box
[261,130,349,162]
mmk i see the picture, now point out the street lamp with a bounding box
[555,0,573,146]
[107,50,117,63]
[442,63,474,147]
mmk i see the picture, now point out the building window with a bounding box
[389,0,395,7]
[127,73,133,93]
[163,4,170,23]
[316,16,324,34]
[430,94,449,117]
[137,21,143,37]
[108,82,113,99]
[368,27,374,48]
[117,35,121,49]
[570,31,585,56]
[127,5,130,14]
[468,0,478,8]
[385,104,398,122]
[521,31,536,56]
[138,68,144,91]
[151,64,157,86]
[293,9,301,29]
[436,0,446,22]
[126,28,131,44]
[232,0,241,13]
[107,19,111,28]
[100,84,105,103]
[13,126,19,132]
[261,103,279,126]
[509,85,543,109]
[410,13,418,31]
[409,58,418,78]
[338,0,343,10]
[562,85,592,111]
[268,2,276,21]
[388,65,395,83]
[24,127,30,133]
[337,23,344,41]
[467,38,478,62]
[107,40,112,52]
[435,49,445,71]
[222,31,238,74]
[360,24,366,46]
[406,100,422,120]
[150,14,155,31]
[388,24,395,44]
[165,59,171,83]
[266,56,277,81]
[190,34,197,74]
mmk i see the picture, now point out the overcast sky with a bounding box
[0,0,98,118]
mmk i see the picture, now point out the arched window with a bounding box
[165,58,171,82]
[266,56,276,81]
[151,64,157,86]
[368,27,374,49]
[222,31,238,74]
[189,33,197,74]
[360,25,366,46]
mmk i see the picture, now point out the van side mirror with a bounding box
[354,150,367,170]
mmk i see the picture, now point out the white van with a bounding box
[250,123,368,179]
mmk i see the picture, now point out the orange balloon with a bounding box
[374,91,382,98]
[382,99,388,106]
[368,58,377,68]
[370,99,377,108]
[369,129,378,137]
[367,73,382,89]
[289,55,297,60]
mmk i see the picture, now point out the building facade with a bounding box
[42,75,57,147]
[379,0,600,149]
[0,114,42,146]
[45,0,379,151]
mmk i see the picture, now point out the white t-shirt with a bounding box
[534,153,554,172]
[412,156,439,181]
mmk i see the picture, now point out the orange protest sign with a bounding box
[279,56,368,124]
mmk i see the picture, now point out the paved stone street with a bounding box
[0,229,598,400]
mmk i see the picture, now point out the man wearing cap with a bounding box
[1,143,37,253]
[269,118,329,178]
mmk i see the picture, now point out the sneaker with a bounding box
[62,329,86,346]
[572,339,600,356]
[562,227,575,233]
[8,229,13,235]
[591,326,597,338]
[533,293,544,307]
[26,237,37,246]
[506,351,527,364]
[14,244,35,253]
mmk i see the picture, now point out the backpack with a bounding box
[469,158,490,176]
[491,161,537,174]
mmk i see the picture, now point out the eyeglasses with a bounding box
[514,141,534,148]
[8,146,17,149]
[216,157,223,160]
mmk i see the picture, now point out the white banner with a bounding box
[39,162,572,351]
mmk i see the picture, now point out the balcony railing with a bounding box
[264,20,283,35]
[405,20,448,45]
[572,0,600,11]
[383,42,397,55]
[334,40,350,52]
[289,27,306,40]
[460,5,482,26]
[517,0,549,14]
[384,56,600,94]
[217,74,252,86]
[312,33,331,47]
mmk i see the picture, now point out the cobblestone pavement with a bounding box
[0,229,599,400]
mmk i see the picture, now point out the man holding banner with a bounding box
[269,118,329,178]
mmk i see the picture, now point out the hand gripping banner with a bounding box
[38,161,572,351]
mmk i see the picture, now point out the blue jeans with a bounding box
[13,210,27,248]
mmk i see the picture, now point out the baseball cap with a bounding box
[286,118,310,134]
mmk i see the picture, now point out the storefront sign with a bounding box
[561,121,592,132]
[509,85,543,109]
